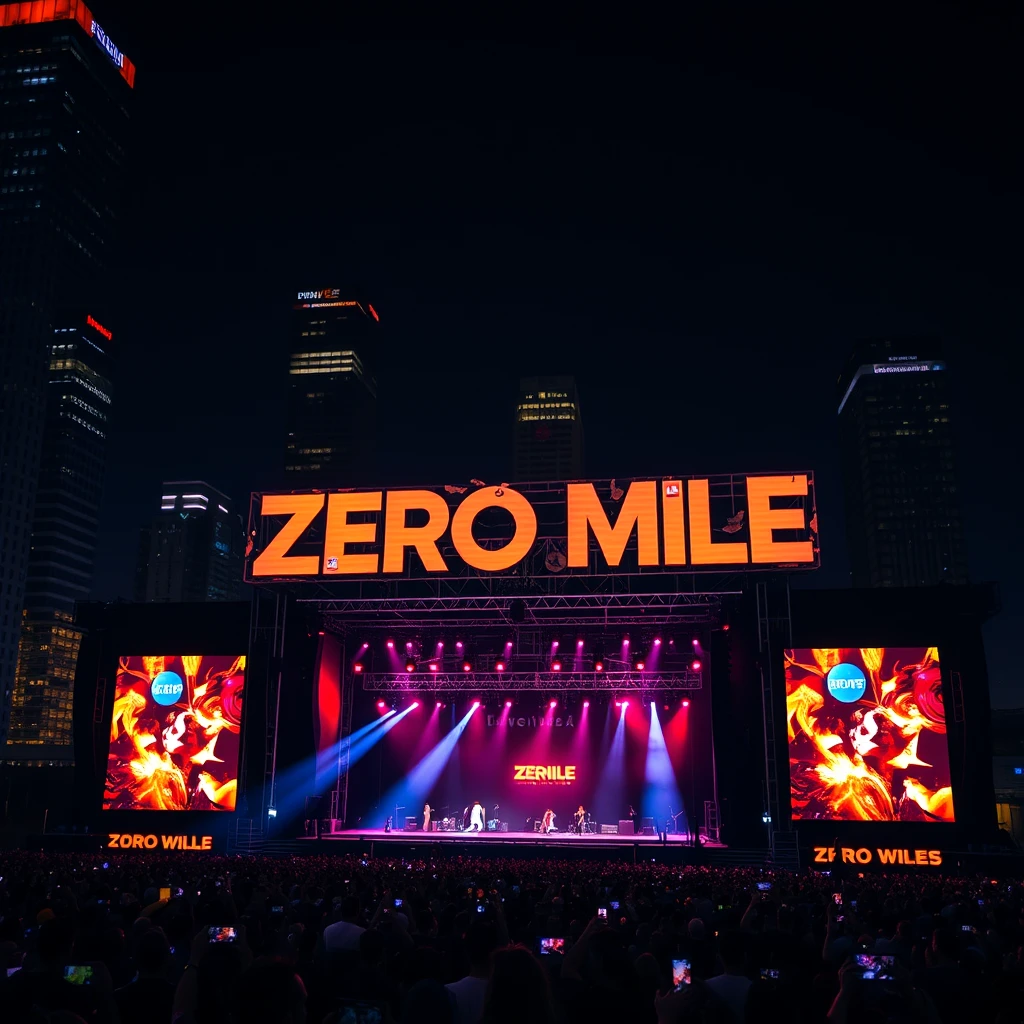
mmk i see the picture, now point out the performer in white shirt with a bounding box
[468,800,485,831]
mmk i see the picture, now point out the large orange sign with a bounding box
[246,474,818,581]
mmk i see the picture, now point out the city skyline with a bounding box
[9,4,1019,707]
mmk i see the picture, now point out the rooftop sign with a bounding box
[245,474,819,582]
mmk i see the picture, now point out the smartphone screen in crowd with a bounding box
[672,959,691,991]
[539,937,565,955]
[856,954,895,980]
[598,907,607,919]
[757,882,772,891]
[209,926,237,943]
[63,965,94,986]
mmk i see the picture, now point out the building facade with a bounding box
[285,290,378,487]
[5,313,114,760]
[837,339,968,588]
[513,376,584,481]
[0,2,134,757]
[135,483,246,605]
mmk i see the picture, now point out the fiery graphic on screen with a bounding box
[785,647,954,822]
[104,655,245,812]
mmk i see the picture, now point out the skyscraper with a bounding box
[5,313,114,761]
[513,376,584,481]
[0,2,134,755]
[285,290,378,487]
[837,339,968,588]
[134,483,246,605]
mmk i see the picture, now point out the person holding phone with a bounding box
[705,930,751,1021]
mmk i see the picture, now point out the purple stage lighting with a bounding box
[405,659,416,672]
[472,700,480,708]
[354,663,364,673]
[551,659,562,671]
[635,660,645,671]
[583,700,590,708]
[410,701,419,709]
[549,700,557,709]
[386,640,394,649]
[428,661,439,672]
[691,658,702,671]
[577,639,584,646]
[456,641,463,649]
[495,660,505,672]
[462,660,472,672]
[552,640,559,648]
[622,700,629,709]
[436,701,443,708]
[505,700,512,707]
[361,642,369,649]
[682,699,690,707]
[377,700,387,710]
[654,637,662,646]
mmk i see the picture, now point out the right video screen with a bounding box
[785,647,954,822]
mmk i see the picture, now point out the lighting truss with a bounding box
[359,671,703,693]
[300,590,729,629]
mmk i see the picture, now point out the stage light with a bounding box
[552,640,559,648]
[456,641,463,649]
[386,640,394,648]
[577,639,584,646]
[495,660,506,672]
[436,701,443,708]
[635,660,645,671]
[551,659,562,671]
[410,701,419,709]
[615,700,622,707]
[462,660,473,672]
[428,661,439,672]
[438,641,444,648]
[354,662,364,673]
[692,637,700,647]
[582,700,590,708]
[549,699,557,708]
[622,700,629,708]
[405,659,416,672]
[472,700,480,708]
[377,700,387,709]
[505,700,512,708]
[505,640,513,647]
[654,637,662,645]
[623,637,630,646]
[267,807,277,818]
[691,658,702,671]
[406,641,413,647]
[361,642,369,649]
[682,699,690,707]
[594,659,604,672]
[722,623,730,632]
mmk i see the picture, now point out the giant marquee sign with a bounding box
[245,474,819,582]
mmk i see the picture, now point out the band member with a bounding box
[541,808,556,833]
[423,803,433,831]
[469,800,485,832]
[574,804,585,834]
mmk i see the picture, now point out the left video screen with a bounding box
[104,655,245,812]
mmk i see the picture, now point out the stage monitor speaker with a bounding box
[642,817,654,829]
[405,817,418,831]
[601,824,619,834]
[618,820,635,835]
[642,826,657,836]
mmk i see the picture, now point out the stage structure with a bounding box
[244,473,818,854]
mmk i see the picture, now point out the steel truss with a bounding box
[359,671,702,693]
[299,589,732,630]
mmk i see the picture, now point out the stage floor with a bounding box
[302,829,719,849]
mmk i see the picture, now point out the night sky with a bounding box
[87,5,1022,706]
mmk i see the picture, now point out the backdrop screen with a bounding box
[785,647,954,823]
[104,655,245,812]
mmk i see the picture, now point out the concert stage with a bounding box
[303,828,718,851]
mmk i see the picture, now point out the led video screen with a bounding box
[104,655,245,812]
[785,647,954,823]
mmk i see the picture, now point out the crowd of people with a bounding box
[1,847,1024,1023]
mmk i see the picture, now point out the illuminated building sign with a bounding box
[107,833,214,851]
[297,288,341,301]
[246,473,819,582]
[90,19,123,68]
[838,358,945,414]
[86,314,112,340]
[0,2,137,88]
[513,764,576,783]
[812,846,944,867]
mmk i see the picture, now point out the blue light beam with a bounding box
[379,703,479,821]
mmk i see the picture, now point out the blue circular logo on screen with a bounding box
[151,670,184,706]
[826,663,867,703]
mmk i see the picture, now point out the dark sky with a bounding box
[88,4,1022,706]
